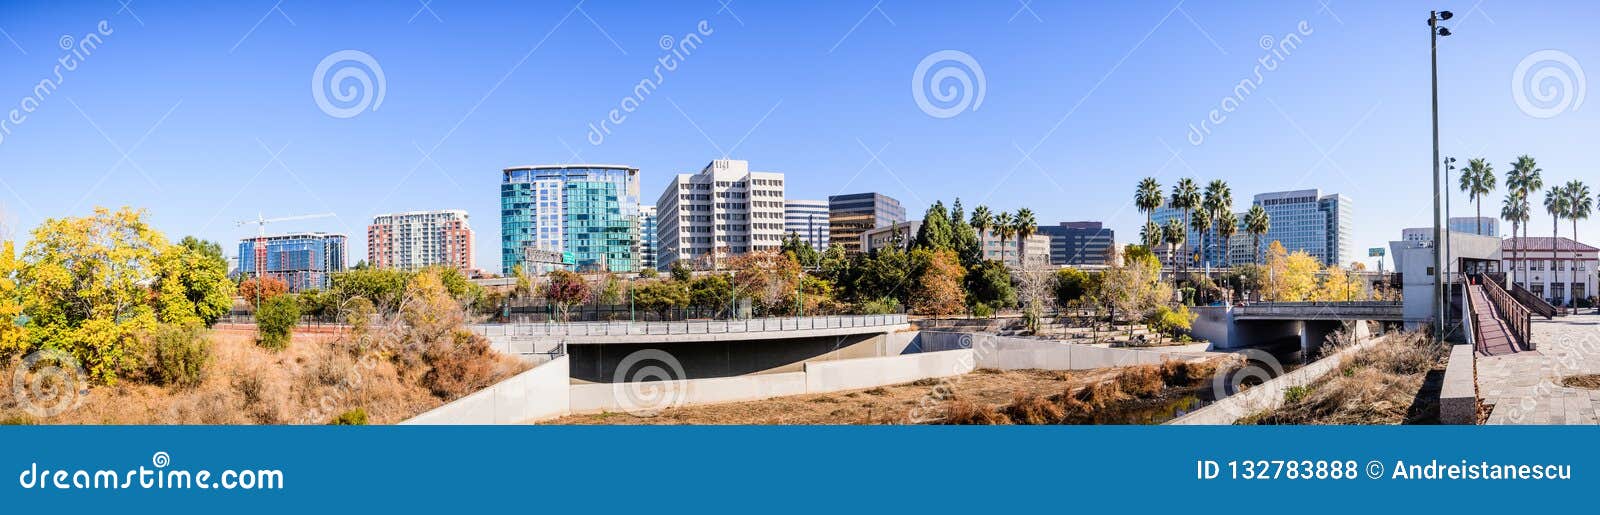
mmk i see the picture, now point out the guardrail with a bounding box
[1485,274,1557,319]
[1479,273,1533,350]
[474,314,909,338]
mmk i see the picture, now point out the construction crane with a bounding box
[235,212,336,237]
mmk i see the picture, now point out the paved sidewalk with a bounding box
[1478,313,1600,424]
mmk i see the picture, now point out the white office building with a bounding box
[783,199,830,251]
[656,159,786,268]
[1250,189,1352,266]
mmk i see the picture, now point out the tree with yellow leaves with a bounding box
[0,239,23,357]
[1261,241,1320,302]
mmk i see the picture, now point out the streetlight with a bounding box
[1429,9,1454,342]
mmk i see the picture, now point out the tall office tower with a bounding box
[783,199,830,251]
[367,209,474,273]
[501,164,640,275]
[1248,189,1353,267]
[237,232,348,292]
[828,192,906,255]
[1037,221,1116,266]
[637,205,658,271]
[656,159,787,269]
[1447,216,1498,237]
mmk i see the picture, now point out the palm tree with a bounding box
[1203,179,1232,267]
[970,205,992,241]
[994,211,1013,264]
[1135,177,1163,258]
[1459,158,1496,235]
[1566,181,1593,309]
[1546,188,1572,306]
[1013,208,1037,269]
[1502,190,1529,286]
[1141,220,1162,250]
[1507,155,1544,286]
[1244,205,1270,265]
[1163,218,1186,270]
[1189,211,1212,268]
[1170,178,1201,273]
[1216,210,1239,268]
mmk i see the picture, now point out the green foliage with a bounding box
[669,260,693,282]
[331,407,369,425]
[634,280,690,317]
[965,260,1016,310]
[781,232,821,269]
[914,201,955,252]
[255,294,300,351]
[341,296,376,335]
[329,267,411,312]
[598,274,624,305]
[296,289,340,320]
[638,267,659,279]
[1283,385,1310,404]
[155,236,235,326]
[858,296,902,315]
[971,302,995,318]
[843,246,914,305]
[148,322,211,388]
[689,274,733,313]
[1053,267,1092,307]
[1144,304,1196,338]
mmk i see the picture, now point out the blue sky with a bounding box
[0,0,1594,272]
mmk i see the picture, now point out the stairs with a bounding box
[1468,283,1525,356]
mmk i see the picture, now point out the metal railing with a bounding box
[473,314,909,338]
[1479,273,1533,350]
[1485,273,1558,319]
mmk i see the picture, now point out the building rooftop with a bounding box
[1503,236,1599,252]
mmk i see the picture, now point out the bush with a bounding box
[148,322,211,388]
[421,330,499,399]
[971,303,994,318]
[255,294,300,351]
[330,408,368,425]
[1144,305,1196,339]
[858,297,901,315]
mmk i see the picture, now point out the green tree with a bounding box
[1502,191,1530,285]
[634,280,690,318]
[1134,177,1164,257]
[1203,179,1231,267]
[329,267,411,311]
[914,201,954,251]
[1506,155,1543,285]
[689,274,733,315]
[969,205,993,244]
[966,260,1016,310]
[1215,210,1238,268]
[1545,188,1570,292]
[1244,205,1271,265]
[670,260,693,282]
[255,294,300,351]
[1565,180,1592,303]
[1459,158,1496,235]
[1053,267,1092,307]
[1162,218,1186,269]
[154,237,235,327]
[1188,211,1212,267]
[993,211,1014,263]
[1013,208,1037,269]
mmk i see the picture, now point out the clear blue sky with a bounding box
[0,0,1594,272]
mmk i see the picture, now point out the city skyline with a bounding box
[1,2,1595,274]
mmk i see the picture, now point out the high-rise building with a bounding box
[1151,206,1232,267]
[367,209,474,273]
[979,232,1052,269]
[1249,189,1352,266]
[637,205,658,271]
[1036,221,1116,266]
[501,164,640,275]
[828,192,905,255]
[656,159,786,268]
[237,232,347,292]
[783,199,830,251]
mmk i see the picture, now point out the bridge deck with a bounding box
[1231,302,1404,321]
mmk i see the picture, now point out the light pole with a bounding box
[1429,9,1454,342]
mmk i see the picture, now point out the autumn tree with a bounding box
[910,249,966,316]
[544,270,591,322]
[727,250,802,315]
[1260,241,1320,302]
[1094,251,1172,337]
[238,276,289,308]
[0,239,22,357]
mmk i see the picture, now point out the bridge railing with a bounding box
[474,314,909,338]
[1479,273,1533,350]
[1485,273,1557,319]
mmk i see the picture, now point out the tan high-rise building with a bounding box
[367,209,475,273]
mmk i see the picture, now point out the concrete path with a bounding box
[1479,313,1600,424]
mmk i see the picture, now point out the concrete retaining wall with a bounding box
[1165,334,1391,425]
[1440,343,1478,424]
[803,349,975,394]
[401,356,572,425]
[917,332,1210,370]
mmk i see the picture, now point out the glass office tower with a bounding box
[501,164,640,275]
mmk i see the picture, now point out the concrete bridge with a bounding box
[1193,302,1398,357]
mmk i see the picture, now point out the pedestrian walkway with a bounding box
[1467,284,1525,357]
[1478,313,1600,424]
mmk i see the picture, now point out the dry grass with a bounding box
[0,326,527,425]
[1560,374,1600,390]
[546,368,1116,425]
[1243,332,1446,425]
[943,359,1223,425]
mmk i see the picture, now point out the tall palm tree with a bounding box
[970,205,992,241]
[1141,220,1162,250]
[1507,155,1544,287]
[1502,191,1529,286]
[1546,188,1572,305]
[1566,181,1593,309]
[1013,208,1037,269]
[1163,218,1186,270]
[1459,158,1496,235]
[1170,178,1201,273]
[1216,210,1239,268]
[1135,178,1163,262]
[994,211,1013,264]
[1244,205,1270,265]
[1203,179,1232,267]
[1189,210,1212,268]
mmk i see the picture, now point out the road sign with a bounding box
[1369,247,1385,257]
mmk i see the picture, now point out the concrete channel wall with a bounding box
[1439,343,1478,424]
[916,332,1211,370]
[569,372,809,414]
[401,357,572,425]
[1165,334,1392,425]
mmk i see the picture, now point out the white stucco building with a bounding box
[656,159,786,269]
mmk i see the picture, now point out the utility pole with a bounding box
[1429,10,1454,342]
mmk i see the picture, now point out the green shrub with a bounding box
[859,297,901,315]
[1144,305,1196,338]
[330,407,368,425]
[256,294,301,351]
[1283,385,1311,404]
[971,303,995,318]
[149,322,211,388]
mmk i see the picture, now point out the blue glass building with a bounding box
[237,232,348,292]
[501,164,640,275]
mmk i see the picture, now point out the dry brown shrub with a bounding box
[1115,365,1165,398]
[941,398,1012,425]
[1003,390,1063,424]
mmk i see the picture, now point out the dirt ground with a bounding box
[545,368,1125,425]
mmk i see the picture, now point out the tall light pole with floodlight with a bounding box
[1430,9,1453,342]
